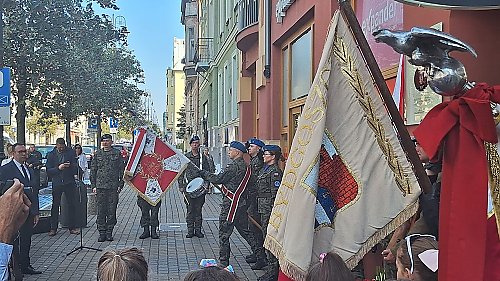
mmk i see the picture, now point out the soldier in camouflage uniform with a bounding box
[178,136,211,238]
[245,138,268,269]
[91,134,124,242]
[137,196,161,239]
[256,145,283,281]
[200,141,260,267]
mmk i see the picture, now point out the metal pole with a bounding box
[0,0,5,161]
[339,0,431,194]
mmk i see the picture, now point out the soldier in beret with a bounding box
[256,145,284,281]
[199,141,260,267]
[245,138,268,269]
[178,135,211,238]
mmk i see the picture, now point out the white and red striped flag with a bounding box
[392,54,405,117]
[125,127,190,206]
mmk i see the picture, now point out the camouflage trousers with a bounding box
[219,203,265,267]
[96,189,118,234]
[260,210,279,276]
[137,196,161,227]
[185,194,205,233]
[247,194,265,260]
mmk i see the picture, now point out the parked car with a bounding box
[82,145,97,168]
[112,144,132,161]
[34,145,55,188]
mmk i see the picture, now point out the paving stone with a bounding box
[25,185,260,280]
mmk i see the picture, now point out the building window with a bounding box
[290,29,312,100]
[282,47,289,127]
[188,27,195,62]
[232,53,238,120]
[281,25,313,150]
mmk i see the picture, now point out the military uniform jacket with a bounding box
[178,151,211,192]
[203,157,248,207]
[257,163,283,214]
[91,148,124,190]
[247,154,264,196]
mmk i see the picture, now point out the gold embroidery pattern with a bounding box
[332,35,411,196]
[138,152,164,181]
[485,141,500,237]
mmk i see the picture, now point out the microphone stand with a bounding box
[67,154,101,256]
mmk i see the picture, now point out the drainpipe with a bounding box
[263,0,271,79]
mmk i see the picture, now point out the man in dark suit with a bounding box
[46,138,79,236]
[0,143,42,275]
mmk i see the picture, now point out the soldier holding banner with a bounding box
[137,196,160,239]
[178,135,211,238]
[199,141,258,267]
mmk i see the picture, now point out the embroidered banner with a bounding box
[125,128,190,206]
[264,11,421,281]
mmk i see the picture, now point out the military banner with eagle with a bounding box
[125,128,190,206]
[264,11,422,281]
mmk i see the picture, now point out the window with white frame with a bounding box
[232,53,238,119]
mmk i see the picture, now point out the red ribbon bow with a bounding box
[414,83,500,281]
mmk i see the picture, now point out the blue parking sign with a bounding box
[0,68,11,107]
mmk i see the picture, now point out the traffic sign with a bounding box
[109,117,118,129]
[88,117,98,129]
[0,68,11,107]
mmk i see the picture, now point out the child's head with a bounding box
[305,251,354,281]
[97,247,148,281]
[396,234,438,281]
[183,266,240,281]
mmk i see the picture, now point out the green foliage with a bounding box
[2,0,145,142]
[176,105,186,139]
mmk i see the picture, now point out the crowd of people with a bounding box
[0,132,443,281]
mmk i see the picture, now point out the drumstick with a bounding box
[182,192,189,205]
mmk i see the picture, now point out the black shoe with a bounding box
[246,254,257,263]
[139,227,150,239]
[186,232,194,238]
[251,260,268,270]
[22,265,42,275]
[194,231,204,238]
[106,233,114,241]
[98,234,107,242]
[151,227,159,239]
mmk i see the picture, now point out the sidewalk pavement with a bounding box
[25,185,261,280]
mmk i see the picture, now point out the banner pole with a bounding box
[338,0,431,194]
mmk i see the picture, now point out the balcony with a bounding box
[236,0,259,52]
[194,38,213,73]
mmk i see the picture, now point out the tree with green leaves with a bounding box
[176,105,187,140]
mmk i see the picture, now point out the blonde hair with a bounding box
[97,248,148,281]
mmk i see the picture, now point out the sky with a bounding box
[96,0,185,129]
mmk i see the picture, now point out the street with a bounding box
[25,184,260,281]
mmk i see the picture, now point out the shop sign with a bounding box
[276,0,296,23]
[395,0,500,9]
[356,0,404,71]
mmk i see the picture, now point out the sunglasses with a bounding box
[404,234,436,274]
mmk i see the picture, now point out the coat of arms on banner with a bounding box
[125,128,190,206]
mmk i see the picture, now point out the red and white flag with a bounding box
[264,11,421,281]
[392,54,405,117]
[125,127,190,206]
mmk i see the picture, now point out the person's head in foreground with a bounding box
[97,247,148,281]
[396,234,438,281]
[305,251,355,281]
[183,265,240,281]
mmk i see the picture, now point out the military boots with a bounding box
[139,227,151,239]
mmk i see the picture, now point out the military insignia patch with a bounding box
[274,180,281,187]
